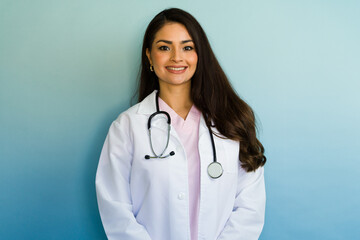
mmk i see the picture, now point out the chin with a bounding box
[161,77,191,86]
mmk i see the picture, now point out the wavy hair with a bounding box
[138,8,266,172]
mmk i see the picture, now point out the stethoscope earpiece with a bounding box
[144,151,175,160]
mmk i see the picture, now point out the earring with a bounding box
[150,65,154,72]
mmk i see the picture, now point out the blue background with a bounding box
[1,0,359,239]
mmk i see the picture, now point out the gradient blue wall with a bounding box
[1,0,359,239]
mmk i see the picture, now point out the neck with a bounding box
[158,82,193,120]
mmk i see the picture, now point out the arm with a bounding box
[217,167,266,240]
[95,118,152,240]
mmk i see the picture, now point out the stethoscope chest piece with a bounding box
[207,162,223,179]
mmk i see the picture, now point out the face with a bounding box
[146,22,198,88]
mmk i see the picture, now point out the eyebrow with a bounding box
[155,40,193,44]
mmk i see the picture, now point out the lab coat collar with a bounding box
[199,114,210,138]
[137,90,158,115]
[136,90,170,134]
[136,90,213,137]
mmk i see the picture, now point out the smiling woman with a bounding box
[146,22,198,91]
[96,8,266,240]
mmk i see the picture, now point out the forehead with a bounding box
[153,22,192,43]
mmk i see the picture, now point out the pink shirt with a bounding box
[158,98,201,240]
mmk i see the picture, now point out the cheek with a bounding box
[189,53,198,67]
[152,52,166,65]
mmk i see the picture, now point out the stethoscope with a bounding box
[144,92,223,179]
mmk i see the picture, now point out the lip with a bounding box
[165,66,188,74]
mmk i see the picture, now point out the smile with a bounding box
[166,66,187,71]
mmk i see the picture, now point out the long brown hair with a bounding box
[138,8,266,172]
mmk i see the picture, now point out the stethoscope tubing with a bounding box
[208,127,217,163]
[145,91,223,178]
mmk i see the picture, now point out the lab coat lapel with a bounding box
[137,90,158,115]
[151,115,170,132]
[198,115,225,168]
[199,115,210,138]
[136,90,175,134]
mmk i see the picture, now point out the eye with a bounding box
[184,46,194,51]
[159,46,170,51]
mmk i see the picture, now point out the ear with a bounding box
[146,48,152,65]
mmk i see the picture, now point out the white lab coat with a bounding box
[96,90,266,240]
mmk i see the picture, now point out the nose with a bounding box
[171,48,183,62]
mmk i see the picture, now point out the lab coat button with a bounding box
[178,192,185,200]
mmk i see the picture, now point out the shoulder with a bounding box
[113,90,157,126]
[113,103,140,124]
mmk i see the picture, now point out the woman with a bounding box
[96,8,266,240]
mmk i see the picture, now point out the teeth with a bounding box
[167,67,186,71]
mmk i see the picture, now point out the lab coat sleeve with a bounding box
[217,166,266,240]
[95,117,152,240]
